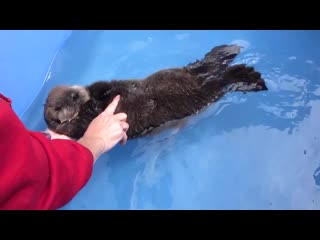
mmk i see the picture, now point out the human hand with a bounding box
[78,95,129,161]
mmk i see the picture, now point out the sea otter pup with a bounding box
[44,44,268,140]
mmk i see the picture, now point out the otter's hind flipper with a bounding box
[221,64,268,92]
[185,44,241,80]
[199,64,268,102]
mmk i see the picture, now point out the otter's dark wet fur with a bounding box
[44,44,268,140]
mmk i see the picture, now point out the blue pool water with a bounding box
[4,30,320,209]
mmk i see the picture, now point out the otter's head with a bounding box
[44,85,90,131]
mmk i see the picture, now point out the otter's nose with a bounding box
[71,92,79,101]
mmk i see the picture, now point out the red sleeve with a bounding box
[0,94,94,210]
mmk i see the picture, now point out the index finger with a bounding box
[103,95,120,115]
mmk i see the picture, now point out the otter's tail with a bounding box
[185,44,268,97]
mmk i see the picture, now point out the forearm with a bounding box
[0,94,94,210]
[45,128,104,164]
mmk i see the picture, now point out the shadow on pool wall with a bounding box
[19,30,320,209]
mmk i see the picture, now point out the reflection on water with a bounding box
[21,30,320,209]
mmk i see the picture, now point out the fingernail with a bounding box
[115,95,120,101]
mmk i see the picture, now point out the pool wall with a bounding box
[0,30,72,117]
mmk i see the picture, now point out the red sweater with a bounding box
[0,93,94,210]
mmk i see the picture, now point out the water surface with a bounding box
[22,30,320,209]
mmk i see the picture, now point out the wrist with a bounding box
[77,135,106,163]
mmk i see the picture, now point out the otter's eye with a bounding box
[55,106,62,111]
[71,92,79,101]
[103,90,111,96]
